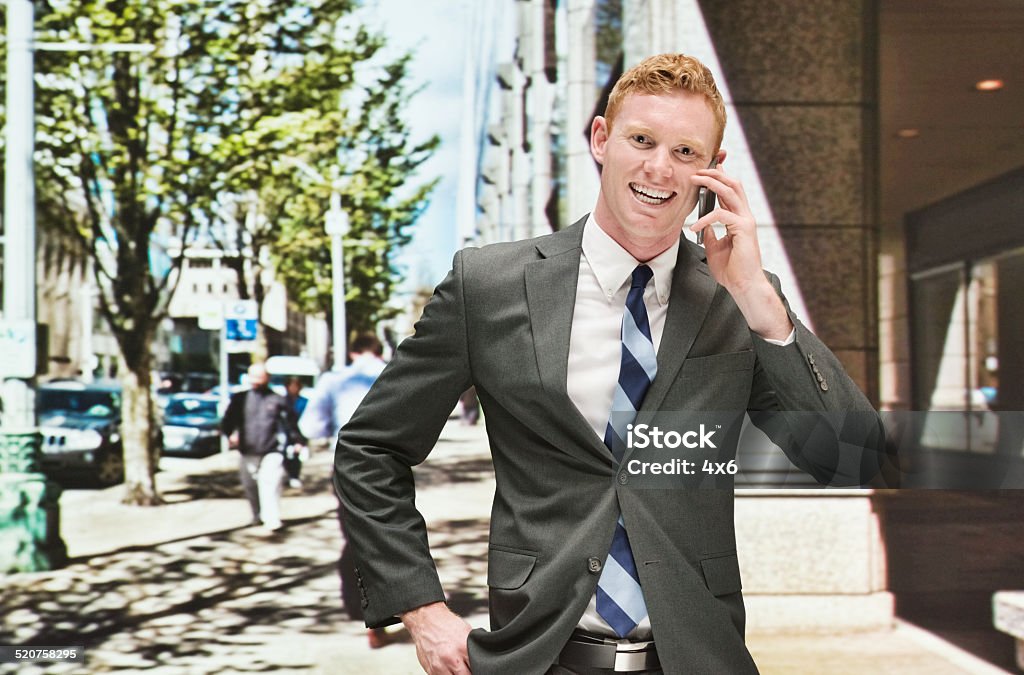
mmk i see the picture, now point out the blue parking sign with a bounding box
[225,318,257,341]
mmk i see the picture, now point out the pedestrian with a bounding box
[221,362,302,534]
[334,53,890,674]
[283,376,310,488]
[298,334,390,648]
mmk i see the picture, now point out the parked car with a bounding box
[155,371,220,409]
[37,380,125,486]
[161,393,221,457]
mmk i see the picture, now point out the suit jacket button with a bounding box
[820,381,829,391]
[618,472,629,485]
[588,557,603,574]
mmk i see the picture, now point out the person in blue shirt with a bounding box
[283,377,309,488]
[298,333,390,648]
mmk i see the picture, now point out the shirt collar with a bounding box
[582,213,677,305]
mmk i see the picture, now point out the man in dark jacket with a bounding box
[221,362,301,533]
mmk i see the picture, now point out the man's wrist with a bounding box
[730,279,793,341]
[400,601,448,629]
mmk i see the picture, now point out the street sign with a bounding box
[223,300,258,352]
[0,319,37,378]
[226,319,257,341]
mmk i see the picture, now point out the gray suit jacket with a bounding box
[334,219,886,674]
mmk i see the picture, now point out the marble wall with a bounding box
[697,0,881,401]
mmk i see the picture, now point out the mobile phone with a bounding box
[696,158,719,245]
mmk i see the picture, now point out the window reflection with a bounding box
[911,250,1024,457]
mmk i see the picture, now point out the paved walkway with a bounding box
[0,421,1011,674]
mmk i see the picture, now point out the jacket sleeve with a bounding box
[333,251,474,627]
[746,272,896,487]
[220,392,243,437]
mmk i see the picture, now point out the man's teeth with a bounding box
[630,183,673,204]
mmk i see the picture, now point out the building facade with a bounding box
[465,0,1024,656]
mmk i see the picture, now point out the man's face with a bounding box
[590,89,721,258]
[248,366,270,390]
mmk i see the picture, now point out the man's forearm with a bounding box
[729,277,794,342]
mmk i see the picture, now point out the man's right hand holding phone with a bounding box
[689,159,794,342]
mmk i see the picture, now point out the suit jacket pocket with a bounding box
[487,547,537,590]
[700,552,742,596]
[682,350,755,376]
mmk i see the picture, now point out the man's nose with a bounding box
[643,148,673,178]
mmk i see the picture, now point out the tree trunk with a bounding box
[118,355,163,505]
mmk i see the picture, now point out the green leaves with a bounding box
[5,0,437,349]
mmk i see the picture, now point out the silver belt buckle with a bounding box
[613,641,654,672]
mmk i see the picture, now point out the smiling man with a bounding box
[334,53,885,674]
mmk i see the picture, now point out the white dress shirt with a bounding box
[567,214,675,640]
[566,215,792,640]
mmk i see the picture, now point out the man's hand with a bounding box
[689,163,793,341]
[401,602,473,674]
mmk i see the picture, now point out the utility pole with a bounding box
[2,0,38,423]
[0,0,67,573]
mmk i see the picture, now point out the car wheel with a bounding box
[95,448,125,486]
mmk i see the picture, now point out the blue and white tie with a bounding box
[596,264,657,637]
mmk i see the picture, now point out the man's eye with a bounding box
[676,146,694,156]
[632,134,651,144]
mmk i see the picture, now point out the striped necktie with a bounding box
[596,264,657,637]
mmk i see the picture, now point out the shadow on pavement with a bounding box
[1,512,346,673]
[0,445,495,673]
[413,457,495,489]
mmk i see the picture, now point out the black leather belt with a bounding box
[556,632,660,672]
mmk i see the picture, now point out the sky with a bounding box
[354,0,476,294]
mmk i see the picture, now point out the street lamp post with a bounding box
[280,157,350,371]
[0,0,68,573]
[324,191,350,371]
[0,5,155,573]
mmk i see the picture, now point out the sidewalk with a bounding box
[0,420,1011,674]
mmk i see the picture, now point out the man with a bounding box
[221,363,301,533]
[299,334,387,441]
[334,54,887,674]
[299,334,390,648]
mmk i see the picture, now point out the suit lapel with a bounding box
[641,239,719,415]
[524,218,611,461]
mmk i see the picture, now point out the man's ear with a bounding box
[590,115,609,165]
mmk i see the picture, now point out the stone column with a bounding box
[697,0,880,400]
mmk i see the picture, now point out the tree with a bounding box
[266,55,439,340]
[4,0,436,504]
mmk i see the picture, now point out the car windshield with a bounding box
[166,398,218,419]
[39,389,119,418]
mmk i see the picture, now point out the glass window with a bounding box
[911,249,1024,455]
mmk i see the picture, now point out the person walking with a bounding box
[283,376,310,488]
[221,363,302,534]
[299,334,390,648]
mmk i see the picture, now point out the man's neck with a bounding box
[590,215,679,263]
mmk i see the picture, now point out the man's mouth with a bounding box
[629,182,675,205]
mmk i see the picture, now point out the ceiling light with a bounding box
[975,79,1004,92]
[896,128,920,139]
